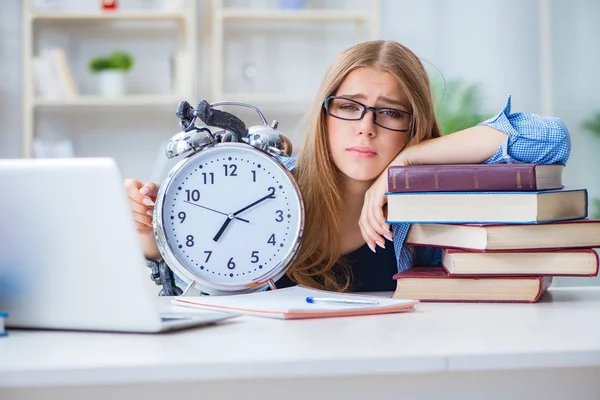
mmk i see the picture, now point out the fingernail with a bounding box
[383,233,393,242]
[146,210,154,216]
[367,243,377,253]
[381,223,390,231]
[142,198,155,206]
[376,241,385,249]
[140,187,149,195]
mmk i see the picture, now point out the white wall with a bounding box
[1,0,598,286]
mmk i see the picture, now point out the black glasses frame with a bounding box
[322,96,412,132]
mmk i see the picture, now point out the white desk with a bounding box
[1,287,600,400]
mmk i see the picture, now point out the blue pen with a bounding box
[306,297,380,305]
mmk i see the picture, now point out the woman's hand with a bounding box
[359,166,397,253]
[124,179,159,234]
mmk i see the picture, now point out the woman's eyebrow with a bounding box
[338,93,406,108]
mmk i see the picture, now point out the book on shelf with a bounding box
[441,248,599,277]
[0,312,7,337]
[392,266,551,303]
[406,219,600,251]
[388,163,564,193]
[386,188,587,224]
[32,47,78,100]
[172,286,418,320]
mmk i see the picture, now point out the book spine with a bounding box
[388,165,538,192]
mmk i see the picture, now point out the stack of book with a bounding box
[385,163,600,303]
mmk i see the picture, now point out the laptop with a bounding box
[0,157,237,333]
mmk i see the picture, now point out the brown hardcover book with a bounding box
[441,248,599,277]
[406,219,600,251]
[392,266,552,303]
[388,164,564,193]
[386,188,587,224]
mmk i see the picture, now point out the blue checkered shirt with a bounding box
[278,95,572,272]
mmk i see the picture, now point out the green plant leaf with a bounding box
[89,50,134,73]
[429,75,491,135]
[583,111,600,137]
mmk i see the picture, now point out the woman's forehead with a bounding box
[337,67,407,104]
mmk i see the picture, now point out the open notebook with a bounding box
[172,286,419,320]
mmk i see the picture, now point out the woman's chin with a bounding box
[343,170,380,183]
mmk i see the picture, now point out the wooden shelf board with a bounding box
[219,9,370,23]
[30,10,188,21]
[34,95,182,108]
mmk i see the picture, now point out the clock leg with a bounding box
[182,281,196,296]
[267,279,277,290]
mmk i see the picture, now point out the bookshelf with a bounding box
[20,0,380,163]
[20,0,198,158]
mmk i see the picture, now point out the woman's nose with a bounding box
[357,109,377,136]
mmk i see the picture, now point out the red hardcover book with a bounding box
[392,266,551,303]
[441,248,599,277]
[387,163,564,193]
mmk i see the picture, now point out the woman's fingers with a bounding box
[124,179,158,233]
[360,175,393,252]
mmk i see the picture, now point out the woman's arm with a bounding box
[399,96,571,166]
[398,125,507,165]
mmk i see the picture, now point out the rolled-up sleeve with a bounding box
[479,96,571,165]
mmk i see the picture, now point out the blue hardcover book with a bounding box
[0,312,7,337]
[385,188,588,224]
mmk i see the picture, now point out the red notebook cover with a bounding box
[392,266,552,303]
[387,163,564,192]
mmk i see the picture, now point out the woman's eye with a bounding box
[380,109,406,119]
[339,104,360,111]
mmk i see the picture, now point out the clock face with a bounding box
[156,143,303,292]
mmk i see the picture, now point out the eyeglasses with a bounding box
[323,96,412,132]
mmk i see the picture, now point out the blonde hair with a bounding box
[288,40,442,291]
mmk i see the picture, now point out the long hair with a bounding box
[288,40,442,291]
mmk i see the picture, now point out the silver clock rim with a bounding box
[153,142,304,296]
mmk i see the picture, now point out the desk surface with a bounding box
[1,287,600,388]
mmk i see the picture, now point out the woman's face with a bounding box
[326,67,411,183]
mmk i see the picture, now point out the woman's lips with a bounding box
[347,146,377,158]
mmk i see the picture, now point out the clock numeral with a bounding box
[185,189,200,202]
[178,211,186,223]
[186,235,194,247]
[202,172,214,185]
[267,234,276,246]
[250,251,259,263]
[227,257,236,270]
[275,210,284,222]
[267,186,276,197]
[223,164,238,177]
[204,250,212,262]
[251,170,257,182]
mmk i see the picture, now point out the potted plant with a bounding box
[89,51,134,98]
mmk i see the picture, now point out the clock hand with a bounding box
[231,191,276,216]
[213,217,233,242]
[184,201,249,223]
[212,190,276,242]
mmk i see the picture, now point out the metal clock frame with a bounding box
[153,142,304,296]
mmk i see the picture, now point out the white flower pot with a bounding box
[98,70,126,98]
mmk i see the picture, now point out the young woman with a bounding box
[126,40,570,293]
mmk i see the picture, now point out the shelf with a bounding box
[33,95,182,108]
[219,93,313,106]
[30,10,188,22]
[219,9,371,23]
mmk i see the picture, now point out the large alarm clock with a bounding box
[153,100,304,296]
